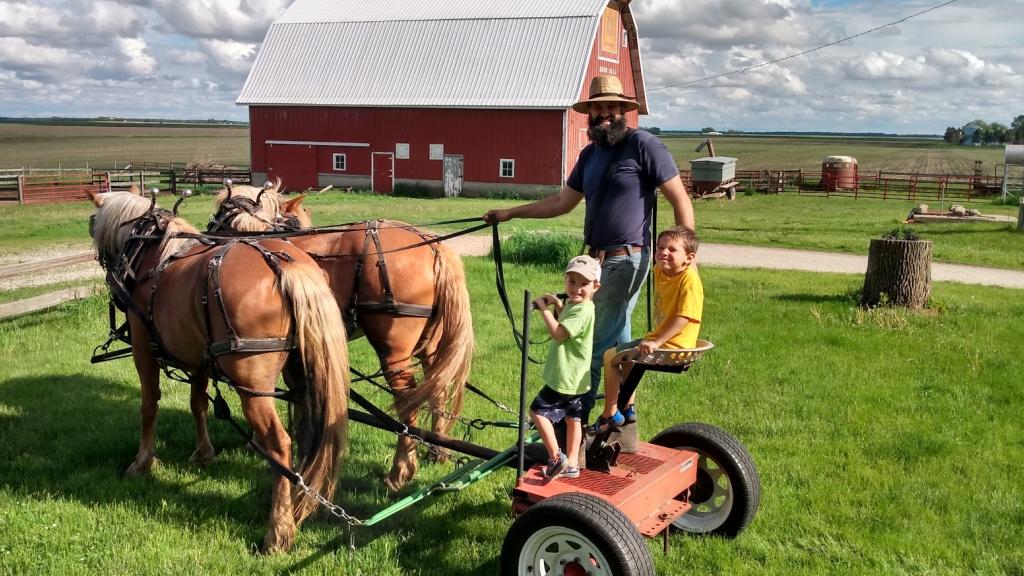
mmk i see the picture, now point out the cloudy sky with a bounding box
[1,0,1020,133]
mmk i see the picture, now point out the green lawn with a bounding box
[661,134,1006,174]
[1,192,1021,271]
[1,259,1022,574]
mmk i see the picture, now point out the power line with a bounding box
[648,0,961,92]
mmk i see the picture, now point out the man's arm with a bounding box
[659,175,695,231]
[483,185,584,223]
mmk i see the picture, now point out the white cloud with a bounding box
[114,37,157,76]
[150,0,291,42]
[198,38,257,77]
[168,49,207,66]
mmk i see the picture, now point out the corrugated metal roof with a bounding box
[277,0,607,23]
[237,0,610,108]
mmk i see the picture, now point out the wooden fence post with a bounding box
[17,175,24,205]
[170,170,177,195]
[1017,198,1023,233]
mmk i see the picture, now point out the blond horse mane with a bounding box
[213,180,283,233]
[92,192,199,266]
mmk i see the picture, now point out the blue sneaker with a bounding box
[587,411,625,435]
[543,452,567,479]
[622,404,637,424]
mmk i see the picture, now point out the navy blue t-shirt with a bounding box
[566,129,679,249]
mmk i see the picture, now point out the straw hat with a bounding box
[572,75,639,113]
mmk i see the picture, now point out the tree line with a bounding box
[943,116,1024,145]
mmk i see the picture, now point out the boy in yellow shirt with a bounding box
[589,226,703,433]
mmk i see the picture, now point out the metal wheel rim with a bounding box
[517,525,614,576]
[673,447,735,532]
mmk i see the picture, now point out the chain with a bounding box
[294,474,364,526]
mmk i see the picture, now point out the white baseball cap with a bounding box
[565,255,601,282]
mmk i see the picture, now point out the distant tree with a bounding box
[642,126,661,135]
[961,119,989,145]
[1012,115,1024,143]
[700,127,716,134]
[990,123,1010,145]
[943,126,962,144]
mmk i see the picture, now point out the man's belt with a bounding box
[589,244,645,259]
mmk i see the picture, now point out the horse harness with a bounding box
[96,208,299,395]
[339,219,436,336]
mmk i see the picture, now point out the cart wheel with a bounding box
[501,493,653,576]
[650,422,760,537]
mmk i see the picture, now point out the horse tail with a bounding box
[278,261,349,523]
[403,243,474,435]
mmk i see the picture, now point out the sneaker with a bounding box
[559,465,580,479]
[587,412,625,435]
[622,404,637,424]
[543,452,567,479]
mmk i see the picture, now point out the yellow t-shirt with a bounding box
[644,265,703,349]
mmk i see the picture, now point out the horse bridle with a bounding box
[208,193,301,234]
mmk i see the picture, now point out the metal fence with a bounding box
[679,168,1007,203]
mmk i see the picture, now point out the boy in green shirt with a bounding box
[530,255,600,479]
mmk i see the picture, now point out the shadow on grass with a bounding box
[773,293,853,304]
[0,374,274,523]
[0,373,513,567]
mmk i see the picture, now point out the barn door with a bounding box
[372,152,394,194]
[443,154,464,197]
[266,143,317,191]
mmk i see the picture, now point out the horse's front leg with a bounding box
[188,372,216,467]
[384,365,419,493]
[126,330,161,476]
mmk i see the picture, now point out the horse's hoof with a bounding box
[189,446,216,467]
[261,524,295,555]
[424,447,449,465]
[383,474,405,493]
[125,456,158,477]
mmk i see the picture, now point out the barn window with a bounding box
[333,153,347,171]
[500,159,515,178]
[429,144,444,160]
[396,143,410,159]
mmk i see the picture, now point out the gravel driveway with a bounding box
[3,236,1023,291]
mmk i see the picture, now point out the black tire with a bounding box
[650,422,760,537]
[501,493,654,576]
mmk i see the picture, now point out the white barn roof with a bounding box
[236,0,636,109]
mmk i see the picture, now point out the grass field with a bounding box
[0,123,249,168]
[0,192,1021,271]
[662,134,1007,174]
[1,259,1022,574]
[0,123,1010,175]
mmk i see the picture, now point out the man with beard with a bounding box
[484,74,694,422]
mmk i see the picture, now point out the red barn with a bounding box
[237,0,649,196]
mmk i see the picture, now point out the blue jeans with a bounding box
[582,249,650,420]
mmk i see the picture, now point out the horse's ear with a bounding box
[282,195,306,213]
[129,183,141,195]
[87,189,103,206]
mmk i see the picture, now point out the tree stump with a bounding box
[861,239,932,309]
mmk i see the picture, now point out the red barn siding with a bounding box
[250,107,564,187]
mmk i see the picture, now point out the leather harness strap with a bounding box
[341,220,435,335]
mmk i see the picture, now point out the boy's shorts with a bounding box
[530,386,584,423]
[615,338,643,353]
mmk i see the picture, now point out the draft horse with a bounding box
[89,189,349,553]
[209,182,474,491]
